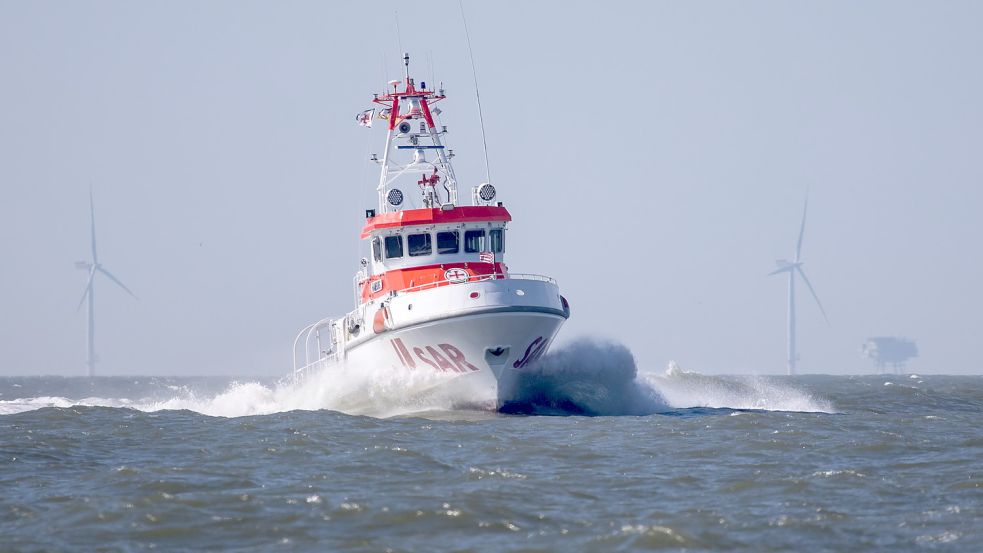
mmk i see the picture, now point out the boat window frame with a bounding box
[464,229,485,253]
[407,232,432,257]
[384,234,404,259]
[490,228,504,253]
[371,237,383,262]
[436,230,460,255]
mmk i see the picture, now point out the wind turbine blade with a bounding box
[77,266,96,311]
[97,266,138,300]
[795,197,808,262]
[90,189,98,263]
[795,266,829,325]
[768,266,792,276]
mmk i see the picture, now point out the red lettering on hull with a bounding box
[390,339,480,373]
[413,346,441,371]
[440,344,479,372]
[426,346,457,372]
[391,338,416,369]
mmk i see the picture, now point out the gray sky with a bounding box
[1,1,981,376]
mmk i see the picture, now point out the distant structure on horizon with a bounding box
[769,197,830,375]
[76,191,137,376]
[862,337,918,373]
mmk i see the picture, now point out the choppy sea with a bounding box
[2,341,982,552]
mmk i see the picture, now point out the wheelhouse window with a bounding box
[437,231,459,254]
[384,235,403,259]
[464,230,485,253]
[490,229,504,253]
[408,233,432,256]
[371,237,382,262]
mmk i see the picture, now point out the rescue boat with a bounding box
[292,54,569,409]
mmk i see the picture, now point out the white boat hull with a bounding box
[345,309,565,407]
[294,277,569,409]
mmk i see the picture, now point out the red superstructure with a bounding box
[360,206,511,238]
[353,54,510,306]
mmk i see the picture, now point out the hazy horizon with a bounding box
[2,1,981,376]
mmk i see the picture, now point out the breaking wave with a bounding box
[0,362,488,419]
[502,339,833,415]
[0,341,832,418]
[502,340,667,415]
[646,362,834,413]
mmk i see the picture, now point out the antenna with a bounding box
[428,51,435,91]
[380,53,389,93]
[394,11,404,69]
[458,0,491,184]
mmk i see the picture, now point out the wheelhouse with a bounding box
[358,205,511,302]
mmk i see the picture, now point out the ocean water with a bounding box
[2,342,982,552]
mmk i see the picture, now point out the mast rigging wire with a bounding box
[394,11,404,64]
[458,0,491,184]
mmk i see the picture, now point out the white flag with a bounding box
[356,109,374,127]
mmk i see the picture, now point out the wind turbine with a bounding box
[769,198,829,375]
[76,191,137,376]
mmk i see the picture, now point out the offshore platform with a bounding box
[862,337,918,373]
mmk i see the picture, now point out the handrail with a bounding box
[392,272,557,296]
[292,351,340,381]
[352,269,367,305]
[304,316,335,368]
[292,321,318,375]
[292,316,339,383]
[502,273,558,284]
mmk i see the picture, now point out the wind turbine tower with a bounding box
[76,192,137,376]
[769,198,829,375]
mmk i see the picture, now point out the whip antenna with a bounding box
[458,0,491,184]
[394,11,404,60]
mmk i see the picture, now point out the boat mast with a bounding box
[371,53,458,214]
